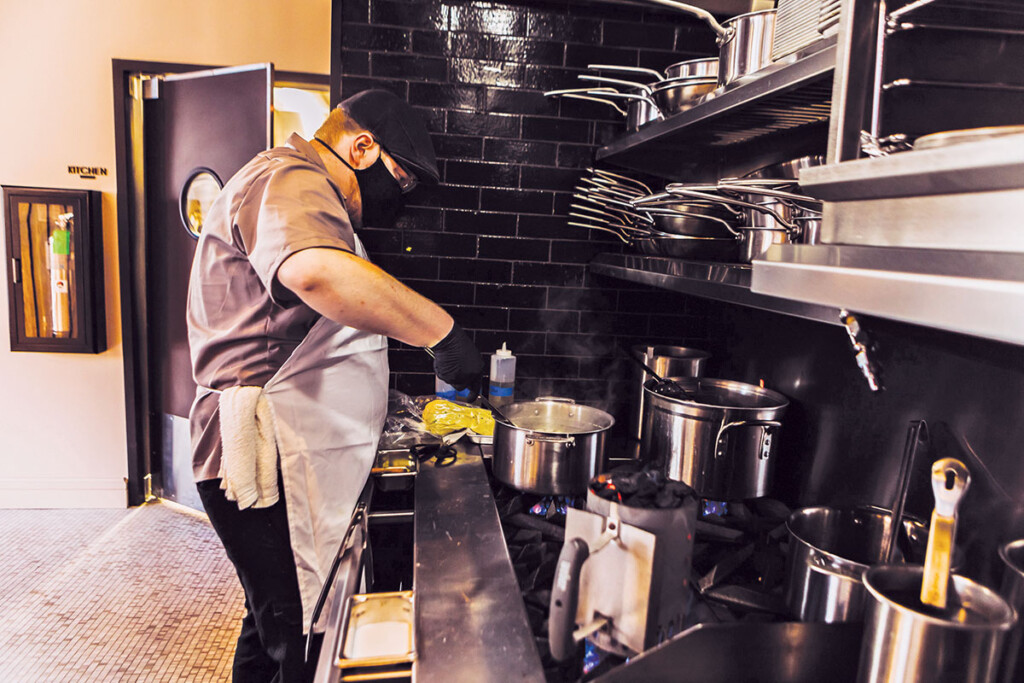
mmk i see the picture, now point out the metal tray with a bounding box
[371,449,418,492]
[336,591,416,670]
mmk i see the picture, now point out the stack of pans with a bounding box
[544,59,719,134]
[568,168,741,261]
[568,158,825,263]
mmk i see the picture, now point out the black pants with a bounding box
[197,479,322,683]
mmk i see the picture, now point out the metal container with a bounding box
[857,565,1016,683]
[719,10,777,87]
[737,225,793,262]
[998,539,1024,682]
[651,76,717,114]
[665,57,719,80]
[650,205,736,238]
[632,231,739,261]
[550,478,698,660]
[744,155,825,181]
[785,506,929,623]
[639,377,788,499]
[630,345,711,442]
[492,397,614,495]
[338,591,416,670]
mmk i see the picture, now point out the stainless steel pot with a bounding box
[718,10,777,87]
[492,397,614,495]
[577,75,665,131]
[651,76,717,114]
[665,57,718,80]
[785,506,929,624]
[632,231,739,261]
[639,377,788,499]
[630,345,710,442]
[744,155,826,181]
[640,2,777,87]
[645,202,738,237]
[998,539,1024,682]
[736,224,792,262]
[858,566,1016,683]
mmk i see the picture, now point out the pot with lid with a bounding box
[492,397,614,495]
[639,376,788,499]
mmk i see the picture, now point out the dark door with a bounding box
[143,64,272,508]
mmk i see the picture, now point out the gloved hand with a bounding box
[428,321,483,402]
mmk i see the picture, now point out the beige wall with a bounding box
[0,0,330,507]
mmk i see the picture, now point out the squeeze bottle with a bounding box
[488,343,516,408]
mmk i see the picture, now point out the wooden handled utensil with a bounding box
[920,457,971,610]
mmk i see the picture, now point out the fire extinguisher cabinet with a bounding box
[3,186,106,353]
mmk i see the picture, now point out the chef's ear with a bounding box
[351,132,378,168]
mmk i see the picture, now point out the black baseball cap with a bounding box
[339,89,440,185]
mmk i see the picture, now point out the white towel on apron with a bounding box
[218,385,280,509]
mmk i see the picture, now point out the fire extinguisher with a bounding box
[48,213,73,338]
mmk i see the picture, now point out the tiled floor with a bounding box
[0,501,244,682]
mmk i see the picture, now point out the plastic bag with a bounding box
[379,390,437,449]
[421,399,495,437]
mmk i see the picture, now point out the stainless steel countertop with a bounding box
[413,453,545,682]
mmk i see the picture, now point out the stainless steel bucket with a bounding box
[998,539,1024,682]
[629,345,711,442]
[492,398,614,495]
[785,506,928,623]
[857,565,1017,683]
[639,377,788,499]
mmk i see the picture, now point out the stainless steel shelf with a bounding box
[594,41,836,178]
[590,253,843,326]
[752,244,1024,346]
[800,132,1024,200]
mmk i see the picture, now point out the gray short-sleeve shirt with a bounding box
[187,133,357,481]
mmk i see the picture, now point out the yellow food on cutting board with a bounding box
[422,399,495,436]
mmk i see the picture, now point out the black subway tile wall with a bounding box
[336,0,717,427]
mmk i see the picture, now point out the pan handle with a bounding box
[549,538,590,662]
[568,221,632,244]
[587,63,664,81]
[577,74,655,96]
[639,0,732,42]
[560,93,629,117]
[667,187,799,232]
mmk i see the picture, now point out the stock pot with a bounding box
[492,398,614,495]
[639,377,788,499]
[785,506,929,623]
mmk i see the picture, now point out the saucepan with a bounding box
[586,57,718,83]
[492,397,614,495]
[586,65,718,114]
[578,74,666,129]
[544,86,659,133]
[640,1,777,87]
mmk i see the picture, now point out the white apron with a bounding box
[228,236,389,632]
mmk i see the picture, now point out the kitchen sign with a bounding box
[67,165,108,180]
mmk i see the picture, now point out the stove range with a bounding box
[489,477,794,682]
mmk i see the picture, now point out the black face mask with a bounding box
[315,137,405,228]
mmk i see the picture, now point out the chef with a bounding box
[186,89,482,682]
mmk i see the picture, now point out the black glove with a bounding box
[428,322,483,401]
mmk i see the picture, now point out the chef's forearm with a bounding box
[277,247,454,347]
